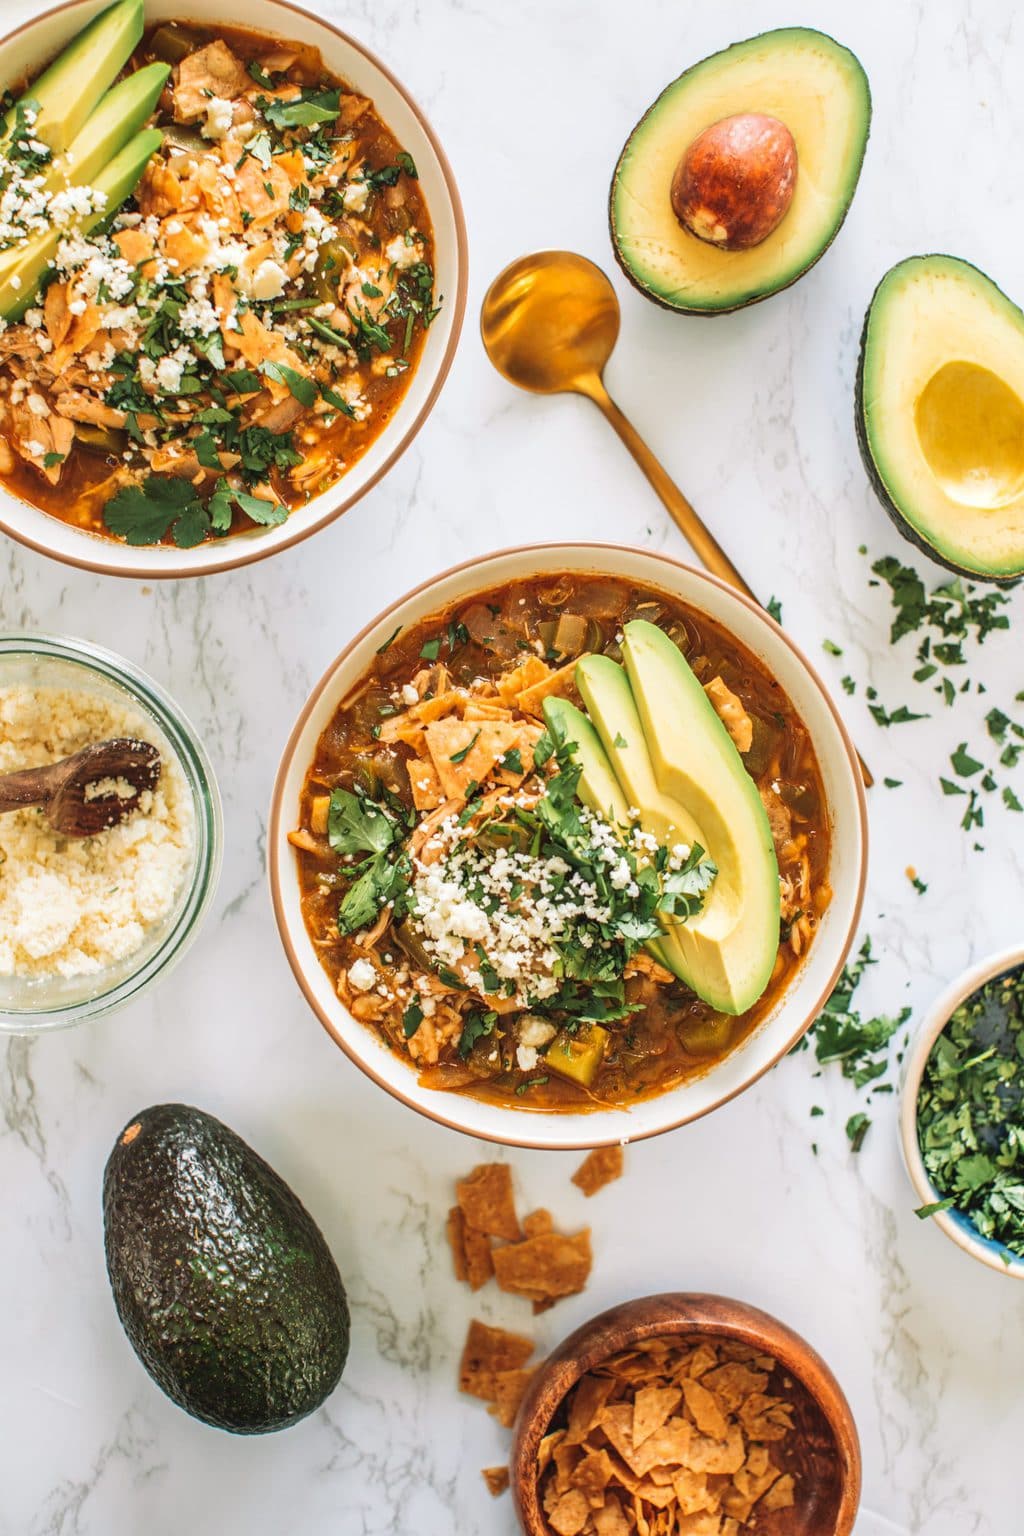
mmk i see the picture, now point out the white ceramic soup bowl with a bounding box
[0,0,467,578]
[899,943,1024,1280]
[270,544,868,1150]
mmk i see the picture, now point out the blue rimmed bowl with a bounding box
[899,943,1024,1279]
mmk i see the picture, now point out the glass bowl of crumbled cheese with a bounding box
[0,635,222,1030]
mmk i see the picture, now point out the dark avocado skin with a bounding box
[103,1104,350,1434]
[608,27,872,316]
[855,257,1022,588]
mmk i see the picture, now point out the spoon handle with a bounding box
[0,765,51,815]
[583,377,759,599]
[581,375,875,789]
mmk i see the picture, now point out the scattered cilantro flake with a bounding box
[846,1112,871,1153]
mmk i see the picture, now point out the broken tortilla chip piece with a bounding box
[572,1145,625,1198]
[459,1318,534,1400]
[481,1466,510,1497]
[446,1205,468,1284]
[523,1207,555,1238]
[456,1162,521,1241]
[492,1228,592,1304]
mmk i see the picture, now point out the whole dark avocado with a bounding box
[103,1103,350,1433]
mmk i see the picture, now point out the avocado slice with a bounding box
[543,693,673,973]
[2,0,145,155]
[609,27,870,314]
[103,1103,350,1434]
[856,255,1024,585]
[573,652,708,987]
[0,127,162,321]
[42,61,169,194]
[617,621,780,1014]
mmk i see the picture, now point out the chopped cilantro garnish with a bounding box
[916,964,1024,1256]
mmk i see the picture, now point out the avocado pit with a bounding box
[670,112,798,252]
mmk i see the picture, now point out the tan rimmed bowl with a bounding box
[0,0,467,578]
[509,1293,862,1536]
[269,543,868,1150]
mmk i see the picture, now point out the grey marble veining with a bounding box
[1,0,1023,1532]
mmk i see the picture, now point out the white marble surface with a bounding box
[1,0,1022,1531]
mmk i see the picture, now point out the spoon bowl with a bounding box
[481,251,620,394]
[0,737,162,838]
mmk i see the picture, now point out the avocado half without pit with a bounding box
[857,255,1024,584]
[610,27,871,314]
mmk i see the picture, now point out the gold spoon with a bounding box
[0,738,162,837]
[481,249,873,787]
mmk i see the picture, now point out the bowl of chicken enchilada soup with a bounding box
[270,545,868,1150]
[0,0,466,576]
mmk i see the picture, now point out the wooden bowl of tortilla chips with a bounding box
[509,1293,860,1536]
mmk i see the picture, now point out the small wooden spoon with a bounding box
[0,738,162,838]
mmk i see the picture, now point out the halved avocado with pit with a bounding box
[609,27,871,314]
[856,255,1024,585]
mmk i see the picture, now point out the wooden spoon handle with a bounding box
[0,765,52,815]
[580,375,875,789]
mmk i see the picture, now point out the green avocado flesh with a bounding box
[103,1103,350,1434]
[42,61,169,195]
[0,128,162,321]
[2,0,144,154]
[573,624,779,1015]
[857,255,1024,584]
[610,27,871,314]
[542,693,673,974]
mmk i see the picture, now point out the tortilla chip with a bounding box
[488,1367,535,1428]
[517,657,583,717]
[571,1145,624,1198]
[760,1472,795,1510]
[496,655,551,704]
[523,1207,554,1238]
[682,1380,730,1442]
[425,717,520,798]
[407,755,444,810]
[599,1402,636,1464]
[481,1466,510,1497]
[630,1418,694,1478]
[547,1488,592,1536]
[736,1393,793,1442]
[463,1222,495,1291]
[685,1426,745,1476]
[700,1362,768,1411]
[492,1228,592,1302]
[674,1515,723,1536]
[456,1162,521,1241]
[538,1429,567,1475]
[446,1205,468,1283]
[458,1318,534,1399]
[671,1466,714,1516]
[592,1495,631,1536]
[574,1449,616,1506]
[566,1372,616,1442]
[633,1384,683,1447]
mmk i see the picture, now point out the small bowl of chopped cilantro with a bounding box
[901,946,1024,1278]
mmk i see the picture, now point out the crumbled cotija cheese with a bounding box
[0,686,194,979]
